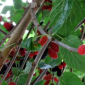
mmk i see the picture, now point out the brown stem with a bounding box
[75,19,85,31]
[54,40,78,52]
[43,21,50,31]
[70,68,73,72]
[81,25,85,41]
[0,29,7,35]
[33,69,47,84]
[0,0,44,70]
[0,26,15,46]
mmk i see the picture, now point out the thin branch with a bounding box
[75,19,85,31]
[70,68,73,72]
[33,69,47,85]
[43,21,50,31]
[54,40,78,52]
[0,26,15,46]
[0,46,20,83]
[31,8,47,35]
[0,29,7,35]
[25,23,34,39]
[81,25,85,41]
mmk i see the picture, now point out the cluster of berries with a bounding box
[44,73,58,85]
[42,0,52,11]
[48,42,59,59]
[4,22,14,31]
[51,62,67,77]
[78,45,85,55]
[28,35,59,60]
[29,36,48,58]
[9,48,26,58]
[36,67,59,85]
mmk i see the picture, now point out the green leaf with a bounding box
[0,32,4,42]
[0,3,2,6]
[45,54,52,64]
[11,12,23,23]
[64,35,82,48]
[17,74,28,85]
[50,0,74,35]
[49,54,62,67]
[20,38,42,52]
[20,38,30,48]
[1,0,6,2]
[13,0,22,10]
[51,0,85,37]
[27,43,42,52]
[38,62,52,69]
[34,80,45,85]
[42,10,50,19]
[12,67,21,76]
[60,35,85,72]
[0,77,8,85]
[59,72,83,85]
[22,61,32,74]
[38,55,62,69]
[1,6,14,14]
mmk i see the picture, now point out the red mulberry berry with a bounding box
[78,45,85,55]
[5,73,11,79]
[8,82,16,85]
[38,36,48,46]
[50,42,59,53]
[37,30,40,35]
[80,29,82,33]
[58,64,63,70]
[44,80,50,85]
[34,51,39,55]
[0,16,2,22]
[46,71,50,75]
[4,22,13,31]
[51,83,54,85]
[9,49,16,58]
[54,77,58,82]
[37,67,43,74]
[23,7,26,10]
[29,51,38,58]
[33,73,36,76]
[44,74,52,81]
[29,53,35,58]
[42,5,52,11]
[62,62,67,67]
[48,48,58,59]
[19,48,26,56]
